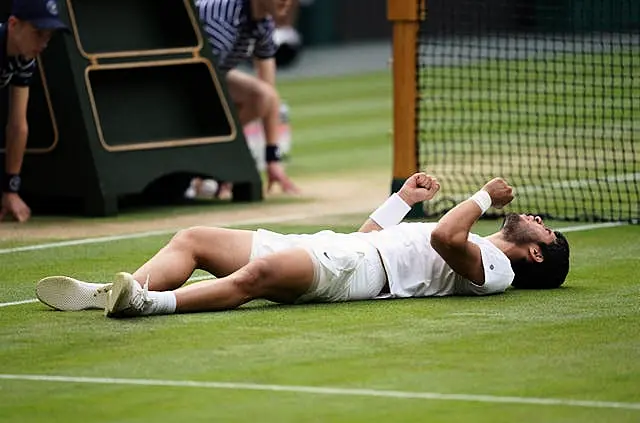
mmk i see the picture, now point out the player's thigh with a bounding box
[226,69,275,106]
[177,226,254,277]
[250,247,316,304]
[226,69,261,105]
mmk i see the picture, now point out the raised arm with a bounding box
[359,172,440,233]
[430,178,513,284]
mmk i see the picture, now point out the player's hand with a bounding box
[398,172,440,206]
[266,161,301,195]
[481,178,514,209]
[0,192,31,223]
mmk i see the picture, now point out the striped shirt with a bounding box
[0,23,36,89]
[196,0,277,73]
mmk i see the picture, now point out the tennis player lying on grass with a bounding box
[36,173,570,318]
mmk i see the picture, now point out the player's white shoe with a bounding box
[36,276,112,311]
[105,272,153,318]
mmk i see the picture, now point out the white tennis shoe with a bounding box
[36,276,112,311]
[105,272,153,317]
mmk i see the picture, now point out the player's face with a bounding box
[500,213,557,245]
[10,19,54,59]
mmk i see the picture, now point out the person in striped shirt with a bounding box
[195,0,300,195]
[0,0,68,223]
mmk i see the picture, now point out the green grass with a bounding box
[1,221,639,422]
[2,196,315,230]
[277,71,393,177]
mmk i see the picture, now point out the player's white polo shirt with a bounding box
[354,222,515,297]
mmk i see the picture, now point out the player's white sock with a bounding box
[144,291,177,315]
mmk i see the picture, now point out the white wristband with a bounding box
[470,190,492,214]
[370,193,412,229]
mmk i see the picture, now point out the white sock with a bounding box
[145,291,177,315]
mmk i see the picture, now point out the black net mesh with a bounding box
[416,0,639,222]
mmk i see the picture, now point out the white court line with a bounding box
[0,229,172,255]
[0,374,638,411]
[0,211,337,256]
[554,222,630,233]
[0,299,39,308]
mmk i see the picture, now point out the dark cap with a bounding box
[12,0,69,31]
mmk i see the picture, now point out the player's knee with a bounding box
[169,226,209,255]
[233,257,275,297]
[255,82,279,115]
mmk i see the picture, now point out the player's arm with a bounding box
[252,14,278,84]
[252,21,278,145]
[252,21,300,194]
[4,85,30,176]
[1,85,31,223]
[253,57,276,86]
[252,57,279,152]
[358,173,440,233]
[430,178,513,284]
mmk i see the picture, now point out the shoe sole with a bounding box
[105,272,135,317]
[36,276,105,311]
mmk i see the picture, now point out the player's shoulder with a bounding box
[467,232,491,246]
[468,233,496,251]
[470,235,513,273]
[380,221,438,237]
[399,221,438,231]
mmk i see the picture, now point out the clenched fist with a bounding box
[398,172,440,206]
[482,177,514,209]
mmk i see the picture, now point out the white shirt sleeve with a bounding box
[467,236,515,295]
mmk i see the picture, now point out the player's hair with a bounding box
[510,231,570,289]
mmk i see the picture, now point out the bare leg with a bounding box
[174,248,315,313]
[221,70,277,196]
[226,69,299,194]
[131,226,254,291]
[226,69,276,125]
[226,69,288,163]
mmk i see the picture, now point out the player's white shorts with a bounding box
[250,229,387,303]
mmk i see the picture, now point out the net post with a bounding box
[387,0,426,218]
